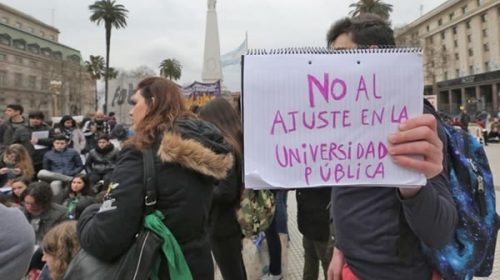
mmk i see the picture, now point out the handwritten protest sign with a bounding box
[242,49,425,189]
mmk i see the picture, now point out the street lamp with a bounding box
[49,80,62,117]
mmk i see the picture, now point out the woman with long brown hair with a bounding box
[0,143,34,187]
[199,97,247,279]
[41,221,80,280]
[78,77,233,279]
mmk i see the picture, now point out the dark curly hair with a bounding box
[25,181,53,213]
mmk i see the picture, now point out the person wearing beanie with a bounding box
[0,203,36,279]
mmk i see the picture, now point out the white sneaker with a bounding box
[261,274,283,280]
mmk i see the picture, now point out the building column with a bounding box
[448,90,453,113]
[493,83,498,114]
[461,87,466,110]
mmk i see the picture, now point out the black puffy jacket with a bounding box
[78,119,233,280]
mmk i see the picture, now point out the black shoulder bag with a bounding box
[64,147,163,280]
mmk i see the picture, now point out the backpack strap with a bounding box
[143,147,157,214]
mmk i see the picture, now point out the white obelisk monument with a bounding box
[202,0,223,82]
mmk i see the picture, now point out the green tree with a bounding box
[159,58,182,81]
[103,67,119,80]
[85,55,105,111]
[89,0,128,114]
[349,0,393,19]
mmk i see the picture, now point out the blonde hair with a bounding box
[42,221,80,280]
[3,144,34,179]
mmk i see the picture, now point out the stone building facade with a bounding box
[0,3,95,119]
[396,0,500,116]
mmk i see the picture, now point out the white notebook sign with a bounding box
[242,48,426,189]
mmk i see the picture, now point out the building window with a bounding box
[462,5,467,14]
[0,71,6,85]
[483,29,487,37]
[428,36,434,44]
[466,21,471,29]
[469,65,474,75]
[28,44,40,54]
[449,12,454,20]
[477,0,481,6]
[467,35,471,43]
[454,40,458,47]
[438,18,442,26]
[444,72,448,80]
[49,35,55,41]
[481,14,487,23]
[442,45,447,51]
[441,32,445,39]
[0,34,10,46]
[456,69,460,77]
[452,27,457,35]
[14,73,22,87]
[485,62,490,71]
[13,39,25,50]
[426,25,430,32]
[468,49,473,56]
[28,76,36,89]
[39,31,45,37]
[455,53,459,60]
[484,44,489,51]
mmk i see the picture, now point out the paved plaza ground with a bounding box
[215,143,500,280]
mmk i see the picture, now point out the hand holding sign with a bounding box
[243,48,426,189]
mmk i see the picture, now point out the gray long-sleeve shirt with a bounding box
[331,105,458,280]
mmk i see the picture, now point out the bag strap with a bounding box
[143,147,157,215]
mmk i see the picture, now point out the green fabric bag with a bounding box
[145,210,193,280]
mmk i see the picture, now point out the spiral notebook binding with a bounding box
[246,46,421,55]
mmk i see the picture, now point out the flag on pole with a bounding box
[221,34,248,67]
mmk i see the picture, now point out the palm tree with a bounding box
[103,67,119,80]
[89,0,128,114]
[349,0,393,20]
[85,55,105,111]
[159,59,182,81]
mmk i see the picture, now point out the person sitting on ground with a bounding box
[82,112,111,151]
[0,104,34,155]
[37,135,84,203]
[8,177,30,207]
[84,135,119,189]
[52,116,86,155]
[487,126,500,143]
[0,202,36,280]
[0,143,34,188]
[61,175,96,220]
[29,111,55,174]
[41,221,80,280]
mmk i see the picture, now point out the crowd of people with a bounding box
[0,12,498,280]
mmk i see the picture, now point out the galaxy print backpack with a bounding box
[423,100,499,280]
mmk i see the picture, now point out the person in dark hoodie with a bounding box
[199,97,247,280]
[84,135,119,188]
[52,115,86,155]
[0,104,34,156]
[29,111,55,174]
[78,77,233,280]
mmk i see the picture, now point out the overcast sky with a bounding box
[3,0,444,91]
